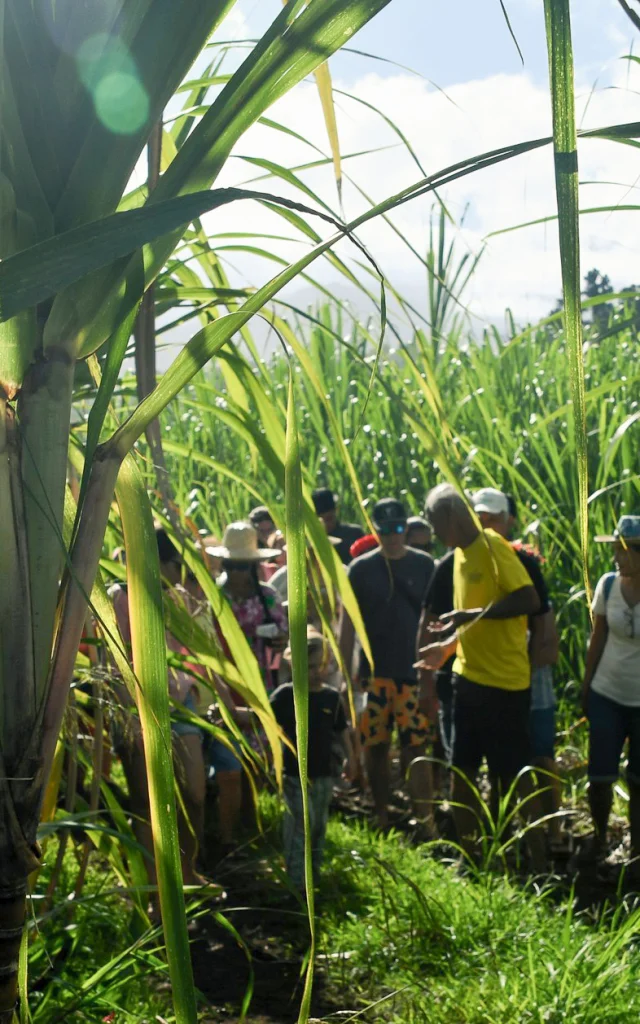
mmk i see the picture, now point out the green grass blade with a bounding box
[0,186,342,327]
[486,204,640,239]
[115,454,198,1024]
[284,369,315,1024]
[543,0,589,592]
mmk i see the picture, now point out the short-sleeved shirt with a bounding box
[348,547,435,681]
[453,529,534,691]
[591,573,640,706]
[333,522,366,565]
[513,546,550,616]
[423,551,455,676]
[218,581,287,687]
[270,683,347,777]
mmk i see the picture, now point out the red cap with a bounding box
[350,533,379,559]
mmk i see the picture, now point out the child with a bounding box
[271,627,355,890]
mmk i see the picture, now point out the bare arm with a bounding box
[440,585,540,630]
[481,584,540,619]
[581,614,608,713]
[529,609,559,669]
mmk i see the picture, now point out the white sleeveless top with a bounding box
[591,574,640,706]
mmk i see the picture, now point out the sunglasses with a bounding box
[223,560,254,572]
[376,522,406,536]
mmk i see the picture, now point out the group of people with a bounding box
[108,482,640,895]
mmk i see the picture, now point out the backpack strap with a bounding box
[603,571,618,607]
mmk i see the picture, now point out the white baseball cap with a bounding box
[473,488,510,517]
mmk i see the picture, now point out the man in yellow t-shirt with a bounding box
[420,484,545,872]
[452,523,533,690]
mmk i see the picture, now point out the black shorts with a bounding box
[451,674,532,786]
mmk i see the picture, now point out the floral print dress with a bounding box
[220,581,287,692]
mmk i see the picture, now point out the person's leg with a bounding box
[625,707,640,864]
[365,743,392,828]
[120,733,156,886]
[401,743,435,833]
[208,738,243,850]
[449,676,484,862]
[534,756,562,843]
[487,687,547,874]
[396,680,434,831]
[360,678,393,828]
[513,770,547,874]
[588,782,614,854]
[282,776,305,889]
[350,688,367,790]
[310,777,333,882]
[174,732,206,884]
[629,783,640,864]
[530,702,563,843]
[436,672,454,800]
[216,771,242,847]
[587,690,626,856]
[451,767,484,863]
[431,730,446,799]
[240,767,257,834]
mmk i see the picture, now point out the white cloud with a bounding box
[173,40,640,338]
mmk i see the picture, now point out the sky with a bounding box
[163,0,640,344]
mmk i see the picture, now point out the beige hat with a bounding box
[283,625,328,662]
[206,521,281,562]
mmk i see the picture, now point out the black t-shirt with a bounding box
[333,522,365,565]
[270,684,347,778]
[513,547,550,616]
[423,551,455,676]
[348,547,435,681]
[424,550,455,616]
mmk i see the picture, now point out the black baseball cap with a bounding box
[312,488,337,515]
[372,498,407,526]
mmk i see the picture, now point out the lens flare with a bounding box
[94,72,149,135]
[76,34,148,136]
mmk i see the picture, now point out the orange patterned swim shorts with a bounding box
[360,677,429,748]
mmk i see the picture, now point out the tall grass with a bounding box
[156,266,639,685]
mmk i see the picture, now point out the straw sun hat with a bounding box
[283,625,327,663]
[206,521,282,561]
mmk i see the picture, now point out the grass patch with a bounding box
[28,836,169,1023]
[311,814,640,1023]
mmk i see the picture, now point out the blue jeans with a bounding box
[282,776,333,889]
[588,688,640,784]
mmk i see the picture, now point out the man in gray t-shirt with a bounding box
[339,498,435,832]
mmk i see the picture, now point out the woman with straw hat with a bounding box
[206,521,289,843]
[208,522,288,685]
[581,516,640,872]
